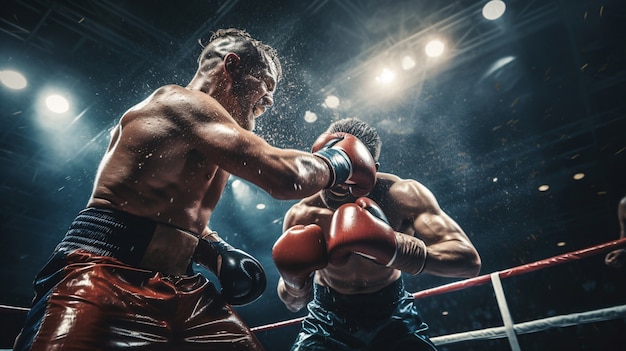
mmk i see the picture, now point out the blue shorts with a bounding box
[292,279,438,351]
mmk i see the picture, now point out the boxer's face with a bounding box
[321,184,357,210]
[230,55,278,131]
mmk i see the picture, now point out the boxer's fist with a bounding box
[272,224,328,293]
[328,197,428,274]
[312,132,377,196]
[327,197,397,266]
[194,238,266,306]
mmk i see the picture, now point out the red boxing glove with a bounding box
[327,197,397,266]
[312,132,377,197]
[272,224,329,292]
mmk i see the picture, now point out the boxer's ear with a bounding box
[224,53,241,76]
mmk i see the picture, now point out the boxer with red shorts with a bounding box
[13,28,378,351]
[14,208,266,350]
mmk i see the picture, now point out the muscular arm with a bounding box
[393,179,481,278]
[277,277,312,312]
[274,200,323,311]
[282,202,316,231]
[89,85,333,233]
[183,90,331,200]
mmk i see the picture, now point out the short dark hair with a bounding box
[198,28,282,81]
[326,118,382,161]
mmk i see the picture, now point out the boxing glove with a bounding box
[328,197,427,274]
[312,132,377,196]
[194,237,267,306]
[327,197,397,266]
[272,224,328,295]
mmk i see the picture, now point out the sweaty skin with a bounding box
[278,172,481,311]
[88,54,331,236]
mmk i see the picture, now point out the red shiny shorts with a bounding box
[14,250,264,351]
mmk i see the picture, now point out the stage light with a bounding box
[483,0,506,20]
[425,40,445,58]
[0,69,27,90]
[304,110,317,123]
[401,56,416,70]
[45,94,70,114]
[376,68,396,84]
[324,95,340,109]
[36,89,75,129]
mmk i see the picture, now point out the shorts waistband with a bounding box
[313,278,405,307]
[56,208,200,275]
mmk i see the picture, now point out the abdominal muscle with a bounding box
[315,255,402,295]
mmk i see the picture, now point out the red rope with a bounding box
[3,239,625,333]
[251,238,626,332]
[412,237,626,299]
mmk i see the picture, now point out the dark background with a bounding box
[1,0,625,350]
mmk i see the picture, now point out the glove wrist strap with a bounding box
[388,232,427,275]
[314,149,352,188]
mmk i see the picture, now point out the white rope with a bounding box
[490,272,521,351]
[430,304,626,346]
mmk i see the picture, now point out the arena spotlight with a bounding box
[324,95,340,109]
[0,69,27,90]
[45,94,70,114]
[375,67,396,85]
[304,110,318,123]
[425,40,445,58]
[483,0,506,20]
[35,89,75,128]
[401,56,416,70]
[230,178,254,206]
[424,39,446,57]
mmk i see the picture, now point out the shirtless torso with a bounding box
[88,84,331,236]
[282,172,480,298]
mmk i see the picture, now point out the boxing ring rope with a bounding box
[0,239,624,349]
[0,305,28,313]
[250,238,626,349]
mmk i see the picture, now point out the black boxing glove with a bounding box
[194,236,267,306]
[211,240,267,305]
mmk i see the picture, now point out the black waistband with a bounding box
[313,278,405,308]
[55,208,157,266]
